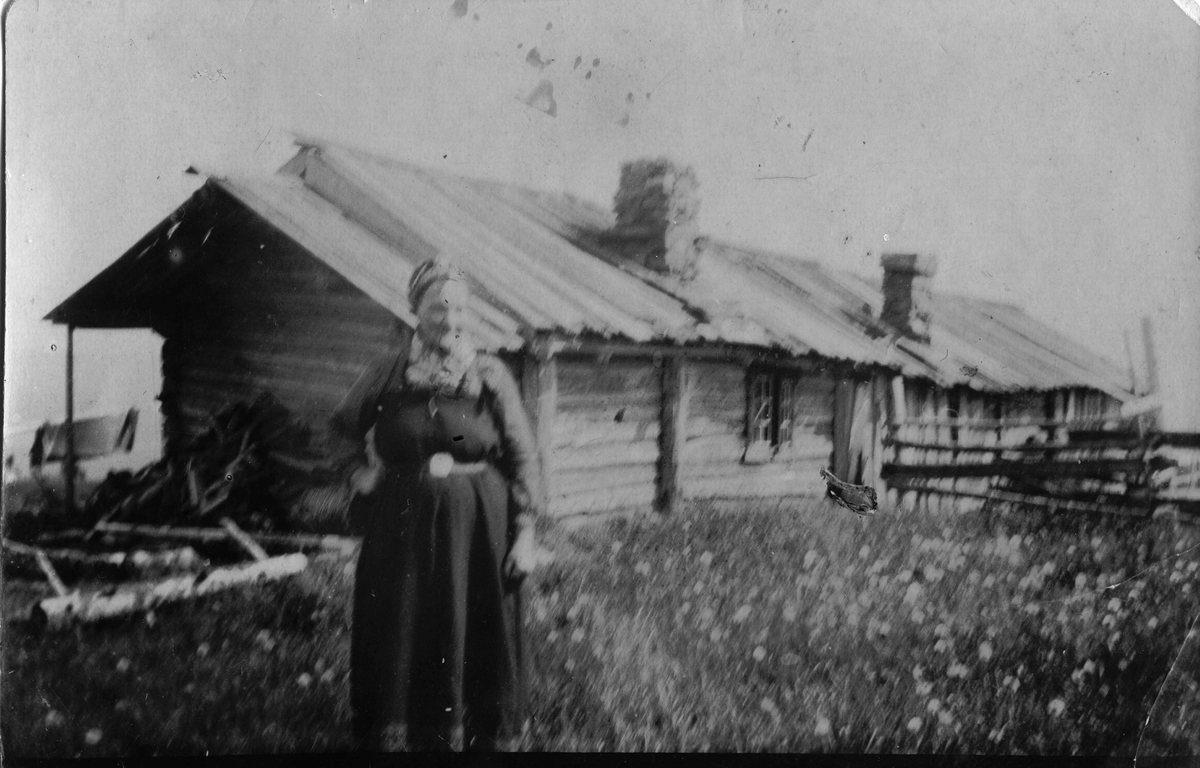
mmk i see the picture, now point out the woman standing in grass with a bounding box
[332,257,543,752]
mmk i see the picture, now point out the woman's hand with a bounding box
[350,465,381,496]
[504,527,537,582]
[349,426,383,496]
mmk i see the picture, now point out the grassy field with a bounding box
[3,495,1198,756]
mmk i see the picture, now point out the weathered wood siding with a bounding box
[547,357,660,517]
[159,230,401,455]
[680,361,832,499]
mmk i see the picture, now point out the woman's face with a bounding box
[415,278,471,349]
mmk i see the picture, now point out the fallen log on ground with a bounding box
[3,539,206,579]
[83,522,360,557]
[30,552,309,631]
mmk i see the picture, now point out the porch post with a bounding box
[522,352,557,512]
[64,325,77,516]
[657,355,690,515]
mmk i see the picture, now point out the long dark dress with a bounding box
[331,338,543,751]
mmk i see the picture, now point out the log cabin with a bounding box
[46,140,1136,521]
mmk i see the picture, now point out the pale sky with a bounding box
[5,0,1200,465]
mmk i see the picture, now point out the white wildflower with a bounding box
[759,698,782,725]
[1047,698,1066,717]
[979,641,994,662]
[116,658,131,674]
[803,550,818,569]
[197,642,211,658]
[1148,617,1159,630]
[934,638,949,654]
[982,575,996,588]
[611,541,623,555]
[44,711,65,728]
[699,551,714,568]
[904,582,924,605]
[84,728,103,746]
[911,609,927,624]
[733,605,752,623]
[1083,660,1096,675]
[927,698,942,713]
[1107,598,1122,613]
[297,673,313,688]
[859,545,871,560]
[814,715,832,737]
[937,710,954,727]
[948,662,969,679]
[753,645,767,662]
[907,717,923,733]
[915,681,933,696]
[782,604,798,622]
[571,628,586,643]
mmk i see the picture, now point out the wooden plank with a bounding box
[890,377,907,425]
[32,553,309,631]
[64,325,76,515]
[4,540,205,577]
[34,548,70,597]
[887,481,1148,518]
[832,379,855,480]
[900,417,1115,429]
[883,459,1147,480]
[657,357,690,514]
[522,354,557,510]
[883,438,1148,453]
[87,522,360,556]
[220,518,270,561]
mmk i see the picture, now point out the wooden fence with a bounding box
[882,418,1200,518]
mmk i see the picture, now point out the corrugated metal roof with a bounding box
[45,140,1133,398]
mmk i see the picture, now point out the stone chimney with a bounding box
[881,253,938,342]
[611,159,701,278]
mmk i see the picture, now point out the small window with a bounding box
[750,374,774,444]
[747,370,799,462]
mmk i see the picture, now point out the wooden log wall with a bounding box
[160,228,401,457]
[546,357,661,517]
[679,361,833,499]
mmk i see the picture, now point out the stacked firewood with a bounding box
[84,394,327,532]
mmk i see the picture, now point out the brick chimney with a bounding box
[611,159,701,278]
[881,253,938,342]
